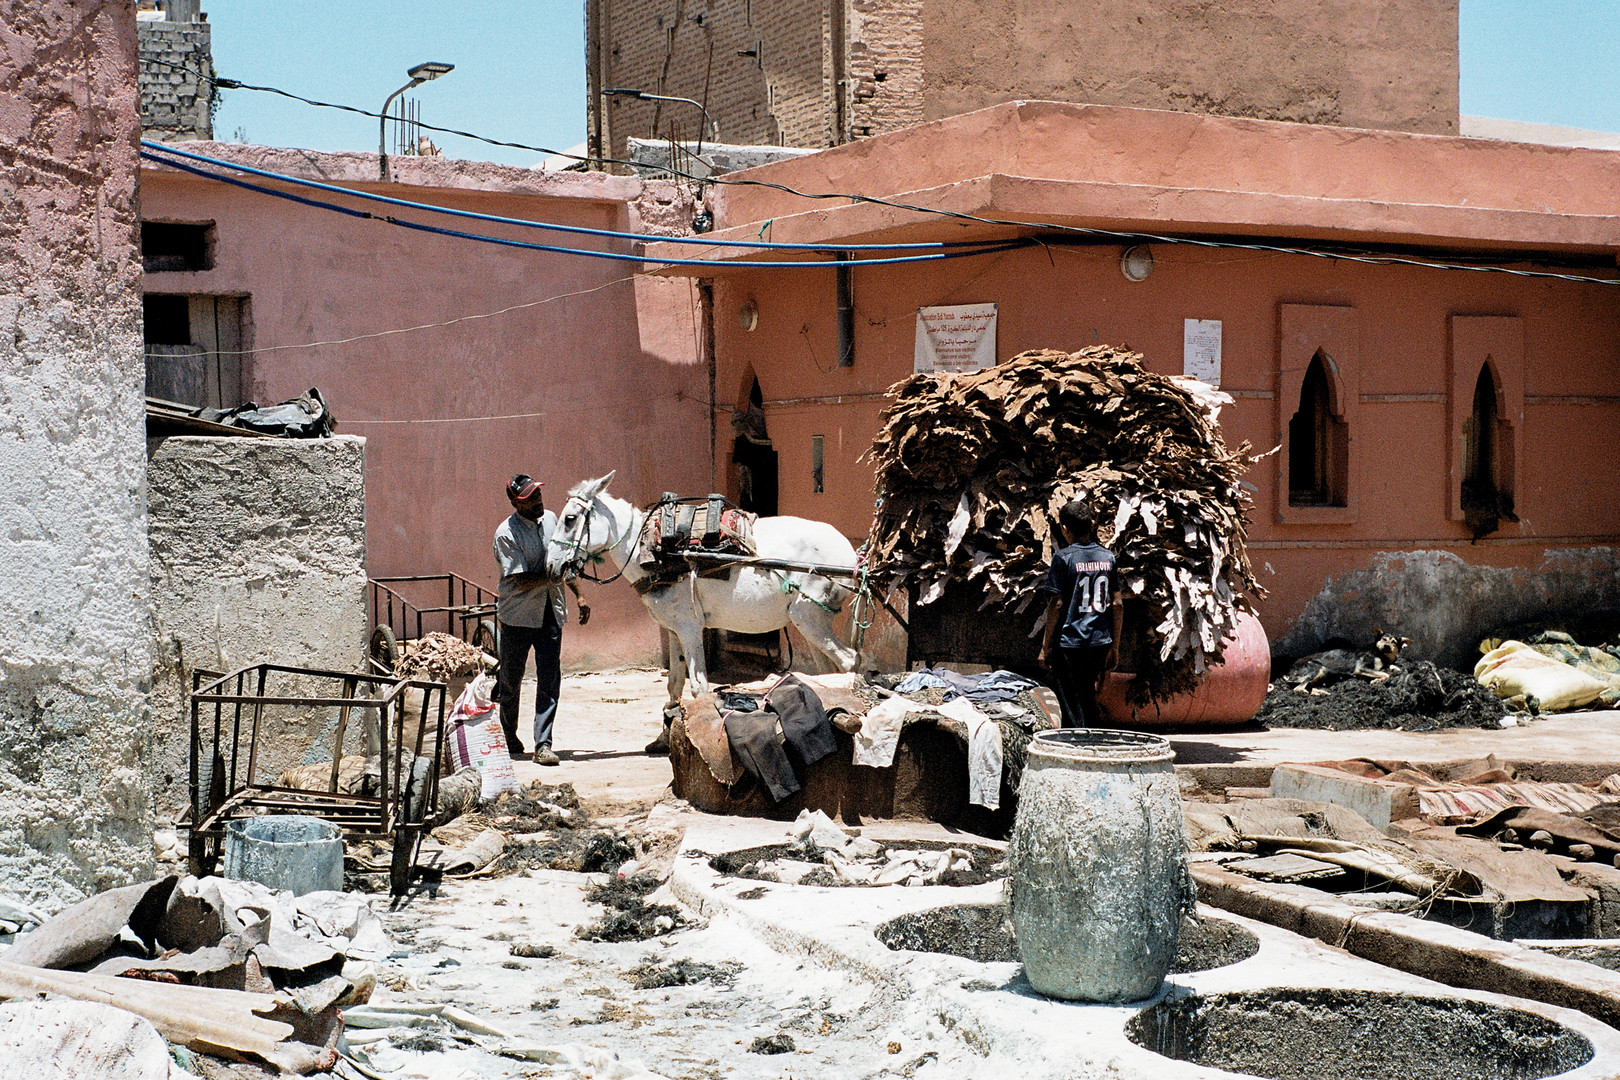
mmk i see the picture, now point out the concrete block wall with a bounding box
[0,0,154,910]
[138,17,212,141]
[146,435,369,814]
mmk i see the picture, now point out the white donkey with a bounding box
[544,472,860,717]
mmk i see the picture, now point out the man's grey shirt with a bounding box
[494,511,566,628]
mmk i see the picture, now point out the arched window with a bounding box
[1287,351,1347,507]
[1461,362,1515,537]
[731,374,777,516]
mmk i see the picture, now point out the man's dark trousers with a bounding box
[1051,645,1110,728]
[495,608,562,752]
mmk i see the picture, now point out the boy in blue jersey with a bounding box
[1038,497,1123,728]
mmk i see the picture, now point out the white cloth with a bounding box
[935,697,1004,811]
[852,696,922,768]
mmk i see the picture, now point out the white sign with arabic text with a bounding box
[915,303,998,374]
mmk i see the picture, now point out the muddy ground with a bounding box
[1254,661,1506,732]
[326,669,991,1079]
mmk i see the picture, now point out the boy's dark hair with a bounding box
[1058,498,1095,539]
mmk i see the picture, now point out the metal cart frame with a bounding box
[183,663,447,895]
[369,573,499,656]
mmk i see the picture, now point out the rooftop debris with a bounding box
[864,347,1261,703]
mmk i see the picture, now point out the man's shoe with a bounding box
[535,745,561,767]
[644,725,670,756]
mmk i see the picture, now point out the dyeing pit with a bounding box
[709,840,1005,887]
[1126,989,1594,1080]
[875,907,1259,972]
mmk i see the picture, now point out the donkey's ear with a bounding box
[582,470,617,499]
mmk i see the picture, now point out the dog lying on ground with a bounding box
[1280,630,1413,693]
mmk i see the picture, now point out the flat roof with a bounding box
[140,141,650,203]
[648,101,1620,273]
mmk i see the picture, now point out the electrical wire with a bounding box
[145,56,1620,286]
[141,140,1010,252]
[139,148,1035,269]
[186,275,640,357]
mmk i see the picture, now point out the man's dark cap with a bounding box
[507,474,544,501]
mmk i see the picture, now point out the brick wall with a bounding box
[588,0,1459,157]
[138,17,213,141]
[847,0,921,139]
[586,0,836,162]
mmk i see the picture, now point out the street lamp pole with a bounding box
[379,62,454,181]
[601,88,720,157]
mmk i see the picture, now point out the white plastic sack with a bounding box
[446,673,516,799]
[1475,641,1609,712]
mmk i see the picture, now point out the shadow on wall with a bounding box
[1274,548,1620,670]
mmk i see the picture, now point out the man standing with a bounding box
[1038,497,1123,728]
[494,474,589,766]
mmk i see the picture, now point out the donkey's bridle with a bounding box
[556,495,642,586]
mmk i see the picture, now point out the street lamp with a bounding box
[379,61,454,180]
[602,87,720,156]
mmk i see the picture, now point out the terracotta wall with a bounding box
[707,243,1620,663]
[140,151,709,669]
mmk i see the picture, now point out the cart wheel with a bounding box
[472,618,499,658]
[187,830,220,878]
[390,755,433,896]
[370,623,400,674]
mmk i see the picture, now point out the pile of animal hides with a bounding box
[394,631,493,683]
[865,347,1262,703]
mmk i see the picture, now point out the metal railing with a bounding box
[369,572,496,643]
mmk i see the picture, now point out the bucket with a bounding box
[223,814,345,896]
[1009,728,1192,1002]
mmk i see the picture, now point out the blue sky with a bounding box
[205,0,1620,168]
[1460,0,1620,131]
[205,0,586,168]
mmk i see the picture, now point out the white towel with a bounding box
[852,696,922,768]
[935,697,1004,811]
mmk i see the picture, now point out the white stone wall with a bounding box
[0,0,154,911]
[146,435,369,813]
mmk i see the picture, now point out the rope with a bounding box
[847,553,877,651]
[779,575,843,614]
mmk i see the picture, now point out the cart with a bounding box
[183,663,448,896]
[369,573,499,672]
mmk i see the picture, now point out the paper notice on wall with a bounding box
[1183,319,1222,386]
[915,303,998,374]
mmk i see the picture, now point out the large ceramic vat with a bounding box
[1009,728,1191,1002]
[1100,610,1270,728]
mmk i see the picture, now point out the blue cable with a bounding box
[140,140,1011,253]
[138,150,1033,270]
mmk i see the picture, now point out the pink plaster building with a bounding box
[649,102,1620,667]
[139,148,710,668]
